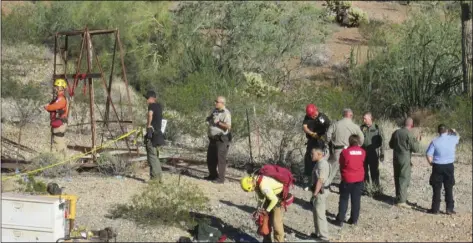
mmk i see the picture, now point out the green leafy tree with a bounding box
[352,8,463,118]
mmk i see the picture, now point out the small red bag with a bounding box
[50,118,63,128]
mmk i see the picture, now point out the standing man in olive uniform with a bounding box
[360,112,385,189]
[144,90,165,183]
[205,96,232,184]
[326,108,364,190]
[302,104,331,190]
[389,117,420,208]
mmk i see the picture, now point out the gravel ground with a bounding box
[7,149,469,242]
[2,121,471,242]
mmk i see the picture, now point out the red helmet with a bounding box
[306,104,318,117]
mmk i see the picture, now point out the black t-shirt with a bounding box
[148,103,163,132]
[302,113,331,140]
[148,102,165,146]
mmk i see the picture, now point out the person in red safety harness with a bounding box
[44,79,69,158]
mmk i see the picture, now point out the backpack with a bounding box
[194,223,227,242]
[255,164,295,210]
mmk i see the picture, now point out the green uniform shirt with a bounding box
[389,127,420,163]
[360,123,384,155]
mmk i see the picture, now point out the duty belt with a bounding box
[333,145,346,150]
[209,134,227,140]
[53,132,65,137]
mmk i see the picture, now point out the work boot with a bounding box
[446,210,457,215]
[203,175,217,181]
[427,209,439,215]
[347,218,357,225]
[334,219,343,227]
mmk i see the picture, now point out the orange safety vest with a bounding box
[45,91,68,127]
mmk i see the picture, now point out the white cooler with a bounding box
[2,193,66,242]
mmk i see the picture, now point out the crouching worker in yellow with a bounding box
[241,175,285,242]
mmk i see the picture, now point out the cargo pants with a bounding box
[327,148,344,186]
[393,159,411,204]
[146,139,163,182]
[263,206,284,243]
[364,149,380,186]
[52,123,68,158]
[206,135,230,182]
[312,191,329,241]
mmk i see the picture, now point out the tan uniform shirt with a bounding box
[207,108,231,137]
[312,158,330,187]
[327,118,364,147]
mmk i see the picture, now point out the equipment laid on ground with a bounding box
[193,223,228,242]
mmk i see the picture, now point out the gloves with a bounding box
[379,153,384,162]
[258,207,268,216]
[146,127,154,139]
[310,132,319,139]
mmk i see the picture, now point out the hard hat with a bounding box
[54,79,67,88]
[240,176,255,192]
[306,104,318,117]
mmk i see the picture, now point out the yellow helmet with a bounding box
[54,79,67,88]
[240,176,255,192]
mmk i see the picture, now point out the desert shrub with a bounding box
[325,0,352,13]
[325,1,368,27]
[96,152,134,176]
[351,8,463,119]
[29,152,74,178]
[363,182,384,197]
[107,179,209,228]
[301,45,332,67]
[359,19,386,40]
[242,72,279,98]
[434,95,472,139]
[347,7,369,27]
[15,175,48,195]
[2,1,330,141]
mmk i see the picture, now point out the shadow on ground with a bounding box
[220,200,255,214]
[372,193,396,205]
[219,200,320,241]
[189,212,259,242]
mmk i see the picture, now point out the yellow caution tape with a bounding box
[2,129,139,182]
[132,127,144,146]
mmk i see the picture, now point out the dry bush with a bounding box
[29,152,75,178]
[96,152,135,176]
[364,182,384,197]
[301,45,332,67]
[107,179,209,229]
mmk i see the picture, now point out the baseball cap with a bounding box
[144,90,156,99]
